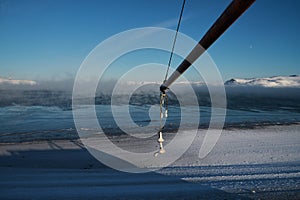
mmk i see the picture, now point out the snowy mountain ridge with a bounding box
[0,77,37,85]
[225,75,300,88]
[1,75,299,88]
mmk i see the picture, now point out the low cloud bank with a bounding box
[0,75,299,112]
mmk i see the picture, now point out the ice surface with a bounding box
[0,125,299,199]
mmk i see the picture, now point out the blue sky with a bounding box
[0,0,299,82]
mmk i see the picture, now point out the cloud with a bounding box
[152,14,193,29]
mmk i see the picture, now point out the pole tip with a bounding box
[160,84,168,93]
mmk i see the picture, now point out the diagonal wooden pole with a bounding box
[160,0,255,93]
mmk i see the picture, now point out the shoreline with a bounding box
[1,122,300,145]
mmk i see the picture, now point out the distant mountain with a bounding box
[225,75,300,87]
[0,77,37,85]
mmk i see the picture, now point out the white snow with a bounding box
[0,124,300,199]
[124,75,300,88]
[182,172,300,182]
[225,75,300,88]
[0,77,37,85]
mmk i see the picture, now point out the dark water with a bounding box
[0,88,300,143]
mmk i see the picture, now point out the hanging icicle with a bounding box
[155,0,186,156]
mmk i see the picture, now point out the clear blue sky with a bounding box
[0,0,299,81]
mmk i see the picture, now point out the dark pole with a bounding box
[160,0,255,93]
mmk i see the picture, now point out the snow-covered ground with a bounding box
[0,124,300,199]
